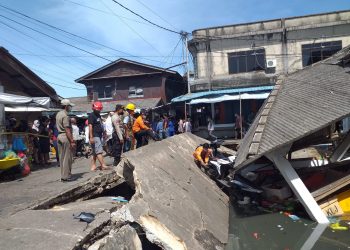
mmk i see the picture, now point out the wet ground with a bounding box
[226,202,350,250]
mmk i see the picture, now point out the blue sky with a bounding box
[0,0,349,98]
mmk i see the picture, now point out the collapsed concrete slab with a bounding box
[0,133,230,250]
[0,197,118,250]
[113,133,230,250]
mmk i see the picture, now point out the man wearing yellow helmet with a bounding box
[123,103,136,152]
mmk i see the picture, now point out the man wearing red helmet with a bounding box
[88,101,109,171]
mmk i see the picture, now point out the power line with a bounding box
[0,3,140,58]
[0,20,98,77]
[110,0,181,35]
[0,20,95,76]
[0,3,172,65]
[99,0,164,57]
[12,53,183,58]
[192,33,350,42]
[0,14,114,63]
[46,81,85,90]
[62,0,150,26]
[134,0,179,31]
[29,67,83,88]
[161,37,182,68]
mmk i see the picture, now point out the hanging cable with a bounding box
[110,0,181,35]
[62,0,150,26]
[100,0,164,57]
[0,3,144,58]
[0,14,115,62]
[134,0,179,31]
[46,81,85,90]
[0,19,96,74]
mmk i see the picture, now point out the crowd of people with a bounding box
[55,99,193,182]
[4,98,194,182]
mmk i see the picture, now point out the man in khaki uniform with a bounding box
[56,99,75,182]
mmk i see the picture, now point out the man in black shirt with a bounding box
[88,101,109,171]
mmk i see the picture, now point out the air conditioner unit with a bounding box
[266,59,277,68]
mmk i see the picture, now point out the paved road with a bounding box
[0,156,114,218]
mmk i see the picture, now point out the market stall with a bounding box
[0,93,52,177]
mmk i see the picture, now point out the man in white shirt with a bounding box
[71,118,80,157]
[71,118,80,141]
[184,118,192,133]
[111,105,125,166]
[104,112,114,155]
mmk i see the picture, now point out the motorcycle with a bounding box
[205,139,236,180]
[75,132,92,158]
[205,139,263,201]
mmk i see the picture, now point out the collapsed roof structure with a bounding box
[234,45,350,223]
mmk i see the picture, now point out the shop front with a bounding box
[172,86,274,139]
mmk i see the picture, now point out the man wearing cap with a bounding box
[56,99,76,182]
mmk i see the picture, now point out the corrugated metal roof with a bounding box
[235,45,350,170]
[171,86,274,103]
[71,97,162,113]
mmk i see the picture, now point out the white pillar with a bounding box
[267,147,329,224]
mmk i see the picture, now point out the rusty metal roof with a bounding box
[235,45,350,170]
[70,97,162,113]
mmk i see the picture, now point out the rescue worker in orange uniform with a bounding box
[132,109,159,148]
[193,143,213,170]
[132,109,151,148]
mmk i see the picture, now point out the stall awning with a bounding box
[5,106,49,112]
[189,92,270,104]
[171,85,274,103]
[0,93,51,108]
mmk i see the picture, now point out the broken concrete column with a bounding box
[115,133,230,250]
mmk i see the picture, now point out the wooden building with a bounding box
[74,58,186,113]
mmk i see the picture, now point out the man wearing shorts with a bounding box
[88,101,109,171]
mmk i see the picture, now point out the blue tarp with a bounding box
[171,85,274,103]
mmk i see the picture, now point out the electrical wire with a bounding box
[0,20,94,75]
[0,14,114,62]
[161,37,182,68]
[134,0,179,31]
[0,3,144,58]
[100,0,164,57]
[28,67,83,88]
[46,81,85,90]
[62,0,150,26]
[11,53,183,58]
[110,0,181,35]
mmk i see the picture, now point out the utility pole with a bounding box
[181,31,191,94]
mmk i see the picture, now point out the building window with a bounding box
[302,41,342,67]
[128,86,143,98]
[228,49,266,74]
[104,85,112,98]
[93,83,113,99]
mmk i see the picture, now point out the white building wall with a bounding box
[191,10,350,88]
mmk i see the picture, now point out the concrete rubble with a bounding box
[0,133,230,250]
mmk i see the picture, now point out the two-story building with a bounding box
[73,58,186,118]
[177,10,350,137]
